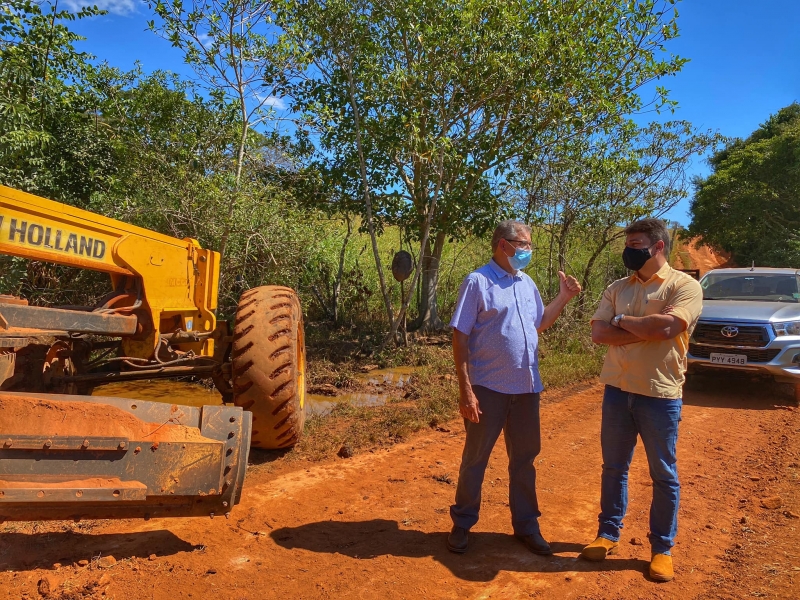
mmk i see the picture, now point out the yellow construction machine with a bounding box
[0,185,306,521]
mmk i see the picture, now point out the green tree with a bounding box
[148,0,295,259]
[0,0,110,204]
[0,0,116,301]
[686,103,800,266]
[89,67,319,313]
[0,2,330,313]
[282,0,687,333]
[516,119,721,314]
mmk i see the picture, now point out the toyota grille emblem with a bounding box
[721,326,739,338]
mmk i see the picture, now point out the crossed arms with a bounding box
[591,305,688,346]
[455,307,689,422]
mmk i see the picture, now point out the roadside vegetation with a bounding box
[286,333,606,462]
[0,1,723,457]
[686,103,800,266]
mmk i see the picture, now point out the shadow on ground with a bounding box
[683,374,797,410]
[0,530,197,571]
[270,519,650,582]
[248,447,293,466]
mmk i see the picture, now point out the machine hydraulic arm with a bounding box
[0,184,220,361]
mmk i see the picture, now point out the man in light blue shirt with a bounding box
[447,220,581,555]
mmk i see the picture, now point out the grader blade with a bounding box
[0,393,251,522]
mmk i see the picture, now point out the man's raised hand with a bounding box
[558,271,582,300]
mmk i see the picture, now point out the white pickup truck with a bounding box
[687,267,800,402]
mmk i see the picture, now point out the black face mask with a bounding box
[622,245,654,271]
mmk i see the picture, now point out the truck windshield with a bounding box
[700,274,800,302]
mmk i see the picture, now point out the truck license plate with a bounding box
[710,353,747,365]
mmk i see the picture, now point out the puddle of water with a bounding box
[92,380,223,407]
[91,365,418,417]
[356,365,416,388]
[306,366,418,417]
[305,392,388,416]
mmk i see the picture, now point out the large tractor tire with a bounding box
[231,286,306,449]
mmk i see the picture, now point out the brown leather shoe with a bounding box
[447,526,469,553]
[514,532,552,555]
[649,553,674,582]
[580,536,619,561]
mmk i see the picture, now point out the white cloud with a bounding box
[62,0,139,16]
[197,33,214,47]
[262,96,286,110]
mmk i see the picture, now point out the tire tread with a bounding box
[231,286,305,449]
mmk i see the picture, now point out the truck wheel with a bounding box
[231,286,306,449]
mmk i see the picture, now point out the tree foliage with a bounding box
[0,0,110,204]
[88,66,324,313]
[517,120,721,292]
[0,3,326,313]
[687,103,800,266]
[0,0,724,342]
[148,0,295,258]
[281,0,688,330]
[0,0,114,300]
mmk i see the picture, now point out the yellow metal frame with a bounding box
[0,185,220,358]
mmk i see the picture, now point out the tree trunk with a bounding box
[342,52,394,326]
[557,229,568,274]
[578,242,608,319]
[547,215,557,295]
[332,215,352,324]
[577,227,621,319]
[409,230,446,332]
[218,91,250,260]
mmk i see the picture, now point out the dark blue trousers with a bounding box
[450,385,542,536]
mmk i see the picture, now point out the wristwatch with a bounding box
[612,314,625,327]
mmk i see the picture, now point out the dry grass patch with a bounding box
[294,353,460,461]
[268,334,605,463]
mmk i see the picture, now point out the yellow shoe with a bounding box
[649,553,674,582]
[580,537,619,561]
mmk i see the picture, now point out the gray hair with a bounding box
[491,220,531,251]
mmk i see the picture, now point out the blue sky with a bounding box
[66,0,799,225]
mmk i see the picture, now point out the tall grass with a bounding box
[299,218,628,332]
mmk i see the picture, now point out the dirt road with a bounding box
[2,379,799,600]
[683,239,732,276]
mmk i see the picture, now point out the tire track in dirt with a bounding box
[1,379,797,599]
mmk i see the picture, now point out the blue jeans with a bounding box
[598,385,682,555]
[451,385,542,536]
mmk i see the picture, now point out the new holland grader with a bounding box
[0,185,306,522]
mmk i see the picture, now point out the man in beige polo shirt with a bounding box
[580,218,702,582]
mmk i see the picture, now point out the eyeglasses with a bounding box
[504,239,532,250]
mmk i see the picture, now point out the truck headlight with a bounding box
[773,321,800,336]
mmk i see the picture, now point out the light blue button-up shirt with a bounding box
[449,260,545,395]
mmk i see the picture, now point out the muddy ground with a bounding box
[2,377,798,600]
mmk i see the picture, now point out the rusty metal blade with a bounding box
[0,392,251,522]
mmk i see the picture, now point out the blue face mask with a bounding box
[508,247,532,270]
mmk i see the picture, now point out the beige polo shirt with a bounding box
[591,263,703,399]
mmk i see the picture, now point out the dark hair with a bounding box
[624,218,670,256]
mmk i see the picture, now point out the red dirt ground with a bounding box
[683,240,733,276]
[2,377,799,599]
